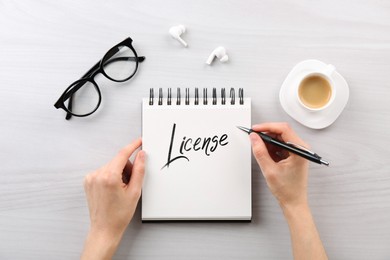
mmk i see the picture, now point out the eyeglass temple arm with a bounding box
[64,56,145,120]
[65,96,73,119]
[65,56,145,102]
[64,56,145,102]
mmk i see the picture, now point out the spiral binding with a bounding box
[212,88,217,105]
[158,88,163,105]
[185,88,190,105]
[148,88,244,106]
[221,88,226,105]
[167,88,172,105]
[176,88,181,105]
[230,88,235,105]
[149,88,154,105]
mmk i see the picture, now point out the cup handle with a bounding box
[323,64,336,77]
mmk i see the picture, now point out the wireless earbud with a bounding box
[206,46,229,65]
[169,25,188,47]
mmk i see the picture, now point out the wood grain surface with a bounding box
[1,0,389,259]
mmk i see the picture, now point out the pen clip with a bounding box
[286,142,321,158]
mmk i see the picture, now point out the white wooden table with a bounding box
[1,1,390,259]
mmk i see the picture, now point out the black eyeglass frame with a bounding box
[54,37,145,120]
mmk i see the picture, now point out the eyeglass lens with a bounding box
[102,45,137,81]
[65,79,100,116]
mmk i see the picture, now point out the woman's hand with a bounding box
[81,138,145,260]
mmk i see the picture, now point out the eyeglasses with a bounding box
[54,37,145,120]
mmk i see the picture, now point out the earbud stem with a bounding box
[177,37,188,47]
[206,54,215,65]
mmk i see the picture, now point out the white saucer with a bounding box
[279,59,349,129]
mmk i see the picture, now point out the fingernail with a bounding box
[139,150,146,160]
[249,133,259,145]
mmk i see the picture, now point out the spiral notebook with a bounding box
[142,88,251,221]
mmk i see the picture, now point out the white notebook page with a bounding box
[142,97,251,221]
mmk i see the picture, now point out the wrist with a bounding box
[280,201,311,222]
[81,227,124,260]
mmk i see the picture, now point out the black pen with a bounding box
[237,126,329,166]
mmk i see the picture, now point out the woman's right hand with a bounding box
[249,122,310,209]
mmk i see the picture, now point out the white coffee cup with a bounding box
[296,64,336,111]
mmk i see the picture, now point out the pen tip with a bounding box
[237,126,251,134]
[321,159,330,166]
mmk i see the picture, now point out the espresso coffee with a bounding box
[298,75,332,109]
